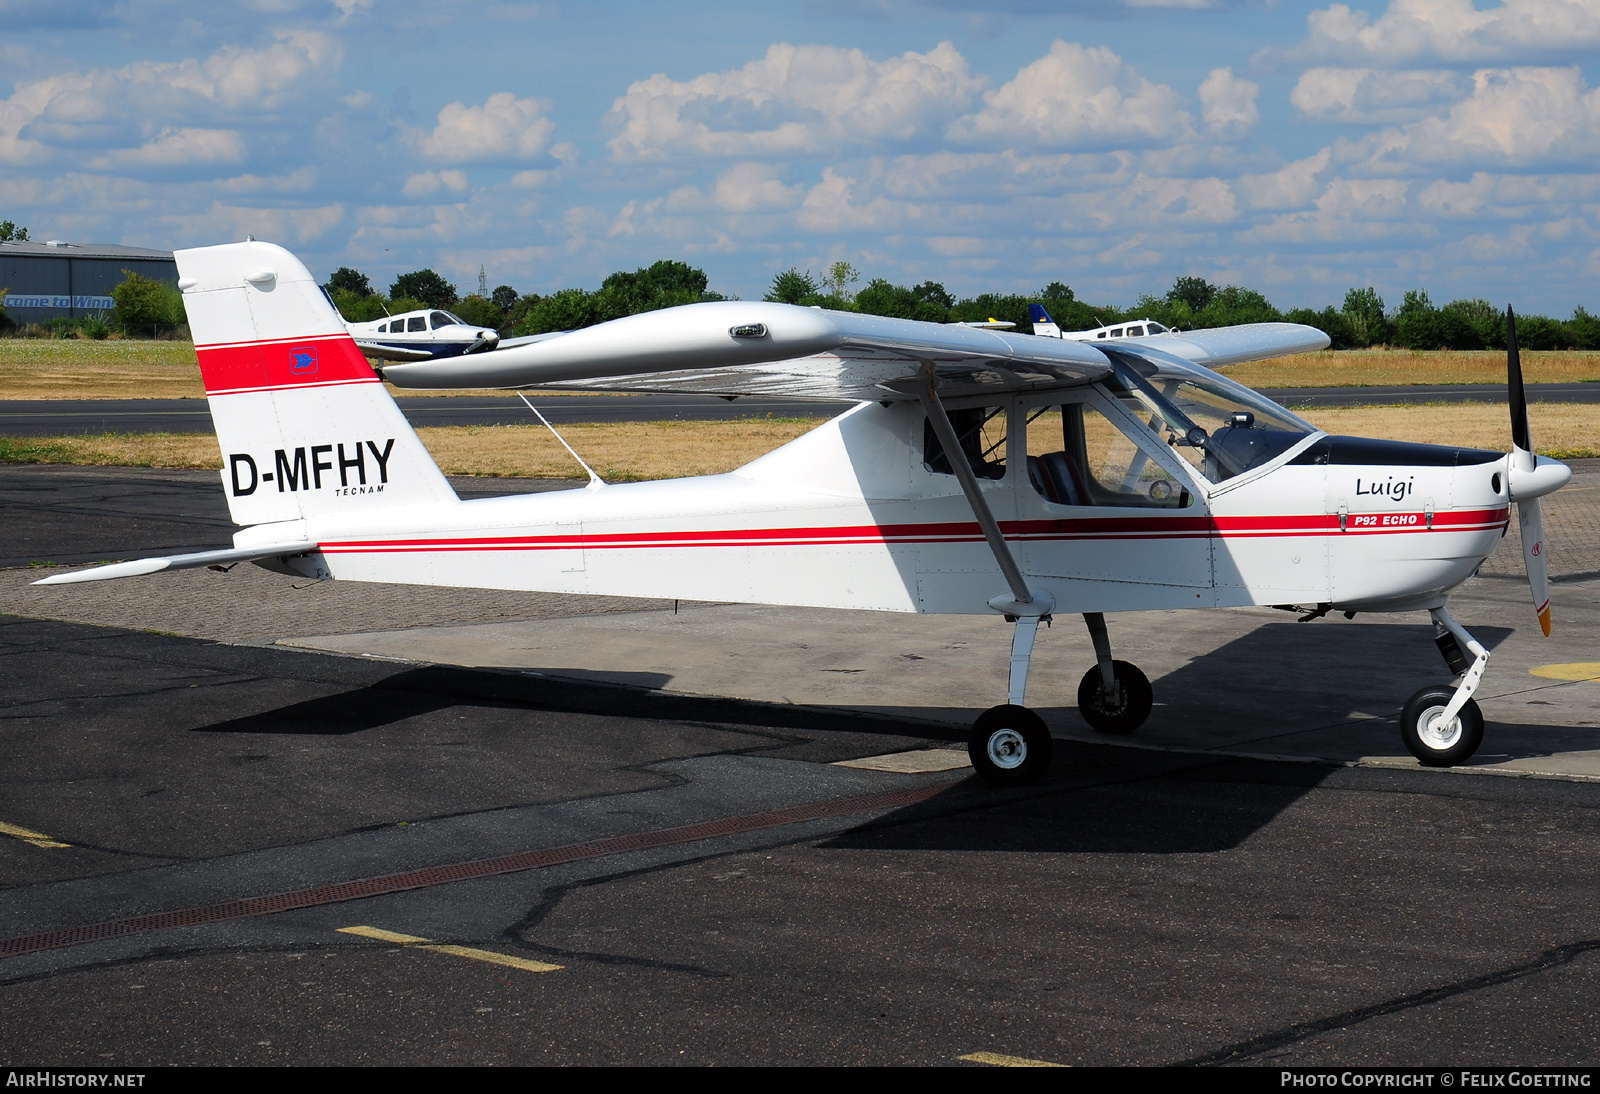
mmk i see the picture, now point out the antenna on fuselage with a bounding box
[517,391,605,489]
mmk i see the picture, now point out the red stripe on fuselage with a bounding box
[318,508,1510,556]
[196,334,378,396]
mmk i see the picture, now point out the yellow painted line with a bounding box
[0,821,71,849]
[1530,662,1600,682]
[337,925,562,973]
[959,1052,1067,1068]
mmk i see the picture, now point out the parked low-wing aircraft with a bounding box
[1029,303,1173,342]
[345,306,500,362]
[39,241,1572,785]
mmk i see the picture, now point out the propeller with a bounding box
[1507,306,1552,637]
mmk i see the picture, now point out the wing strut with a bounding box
[916,367,1052,621]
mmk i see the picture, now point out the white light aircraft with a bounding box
[38,241,1573,786]
[345,306,502,362]
[1028,303,1173,342]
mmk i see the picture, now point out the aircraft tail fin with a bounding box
[1029,304,1061,338]
[176,241,457,527]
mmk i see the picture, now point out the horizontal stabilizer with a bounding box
[32,543,317,586]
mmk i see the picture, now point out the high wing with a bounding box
[1135,322,1330,369]
[380,301,1114,401]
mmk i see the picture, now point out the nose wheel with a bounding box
[1403,606,1489,767]
[1401,685,1484,766]
[969,704,1052,786]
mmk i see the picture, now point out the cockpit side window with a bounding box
[1103,357,1315,484]
[429,311,455,329]
[1146,321,1168,333]
[923,406,1007,481]
[1027,404,1190,508]
[407,315,427,332]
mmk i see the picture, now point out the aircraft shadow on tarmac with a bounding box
[1098,620,1515,742]
[824,755,1339,855]
[188,663,960,740]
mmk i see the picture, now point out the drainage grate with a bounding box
[0,782,951,959]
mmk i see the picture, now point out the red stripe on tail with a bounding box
[196,335,378,396]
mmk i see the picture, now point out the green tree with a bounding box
[1284,306,1354,350]
[0,287,9,330]
[1566,306,1600,350]
[1394,289,1440,349]
[326,267,372,297]
[821,260,860,301]
[765,267,817,304]
[854,278,949,322]
[596,259,722,320]
[1193,285,1280,328]
[1167,276,1217,314]
[948,293,1035,329]
[503,293,544,333]
[389,269,458,309]
[331,289,389,323]
[490,284,519,311]
[1436,298,1501,350]
[521,288,602,334]
[111,270,181,335]
[0,220,28,242]
[386,296,430,317]
[453,294,504,329]
[1341,287,1388,347]
[1513,313,1568,351]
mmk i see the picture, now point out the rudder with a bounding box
[177,240,457,527]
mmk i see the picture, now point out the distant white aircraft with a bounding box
[1029,304,1173,342]
[345,307,500,362]
[41,242,1571,786]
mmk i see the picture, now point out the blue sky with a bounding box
[2,0,1598,312]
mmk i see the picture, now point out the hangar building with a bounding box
[0,240,177,322]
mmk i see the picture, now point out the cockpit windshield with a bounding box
[429,311,464,329]
[1101,351,1317,483]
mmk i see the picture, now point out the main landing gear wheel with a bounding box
[969,705,1053,787]
[1076,660,1153,735]
[1400,685,1484,767]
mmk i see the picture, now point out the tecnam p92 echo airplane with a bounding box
[37,242,1573,785]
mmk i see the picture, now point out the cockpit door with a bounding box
[1016,389,1213,602]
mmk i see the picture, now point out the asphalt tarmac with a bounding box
[2,382,1594,436]
[1,466,1597,1066]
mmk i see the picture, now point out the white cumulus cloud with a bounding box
[947,41,1193,149]
[418,93,556,163]
[0,30,339,165]
[91,127,245,169]
[1367,66,1600,169]
[1199,67,1260,137]
[605,41,986,160]
[1286,0,1600,66]
[1291,67,1469,123]
[402,170,469,198]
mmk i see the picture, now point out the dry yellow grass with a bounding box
[0,339,608,400]
[0,339,205,399]
[1300,402,1598,457]
[1228,348,1600,389]
[417,420,823,480]
[4,339,1599,398]
[3,403,1593,477]
[0,419,827,480]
